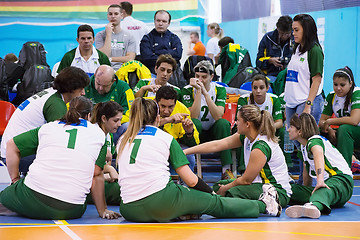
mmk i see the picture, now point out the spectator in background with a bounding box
[206,23,223,63]
[120,1,150,56]
[57,24,111,77]
[140,10,182,74]
[187,32,206,56]
[95,4,136,72]
[256,15,293,81]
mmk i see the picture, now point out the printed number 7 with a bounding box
[130,139,142,164]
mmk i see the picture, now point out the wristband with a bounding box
[190,176,213,193]
[11,176,20,185]
[185,128,194,137]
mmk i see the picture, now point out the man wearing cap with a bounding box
[180,60,234,180]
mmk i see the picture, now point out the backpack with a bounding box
[168,64,188,88]
[183,55,216,84]
[227,66,264,89]
[0,58,8,101]
[12,65,53,105]
[18,41,49,70]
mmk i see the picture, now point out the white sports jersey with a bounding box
[196,82,218,130]
[118,125,188,204]
[300,135,352,179]
[1,88,64,158]
[71,46,101,76]
[284,46,323,107]
[243,134,292,196]
[23,120,106,204]
[241,93,275,113]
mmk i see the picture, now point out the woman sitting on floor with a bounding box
[0,96,120,220]
[116,98,282,222]
[184,104,292,209]
[285,113,353,219]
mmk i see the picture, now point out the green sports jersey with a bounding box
[85,75,134,123]
[181,82,226,130]
[236,93,283,121]
[133,78,180,98]
[322,87,360,126]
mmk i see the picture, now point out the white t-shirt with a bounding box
[243,134,292,197]
[206,37,220,62]
[117,125,188,203]
[22,120,106,204]
[121,16,150,55]
[71,46,101,76]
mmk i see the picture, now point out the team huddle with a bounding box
[0,5,358,223]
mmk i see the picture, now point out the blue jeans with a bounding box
[285,94,324,185]
[113,122,129,146]
[169,145,195,175]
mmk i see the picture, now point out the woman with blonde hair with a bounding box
[206,22,223,62]
[185,104,292,209]
[116,98,282,222]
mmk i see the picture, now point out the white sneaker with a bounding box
[285,203,321,219]
[258,184,282,217]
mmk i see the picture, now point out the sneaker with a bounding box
[351,155,360,173]
[258,184,281,217]
[285,203,321,219]
[221,169,235,180]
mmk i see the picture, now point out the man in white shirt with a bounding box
[95,4,136,72]
[57,24,111,77]
[120,1,149,55]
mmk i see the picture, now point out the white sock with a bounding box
[222,165,231,173]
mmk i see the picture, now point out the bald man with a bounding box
[85,65,134,124]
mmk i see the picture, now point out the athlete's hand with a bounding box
[101,209,121,219]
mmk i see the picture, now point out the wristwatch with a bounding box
[306,100,312,106]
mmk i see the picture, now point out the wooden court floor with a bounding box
[0,182,359,240]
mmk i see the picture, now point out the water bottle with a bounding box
[284,123,294,153]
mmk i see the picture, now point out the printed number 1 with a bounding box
[65,129,78,149]
[130,139,142,164]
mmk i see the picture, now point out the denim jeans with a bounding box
[169,145,195,175]
[285,94,324,185]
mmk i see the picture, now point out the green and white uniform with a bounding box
[57,46,111,76]
[236,93,291,167]
[85,75,134,123]
[117,125,270,222]
[181,82,231,166]
[322,87,360,167]
[237,93,283,121]
[284,44,323,108]
[214,134,292,207]
[1,88,67,158]
[290,135,354,214]
[181,82,226,130]
[0,119,107,219]
[133,78,180,98]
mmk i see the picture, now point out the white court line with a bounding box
[54,220,82,240]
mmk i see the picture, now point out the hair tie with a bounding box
[335,70,352,82]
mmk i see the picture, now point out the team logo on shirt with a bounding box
[300,57,305,62]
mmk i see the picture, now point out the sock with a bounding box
[222,164,231,173]
[257,200,267,214]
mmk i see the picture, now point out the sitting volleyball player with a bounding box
[133,54,180,98]
[285,113,353,219]
[1,66,90,173]
[180,60,233,179]
[116,98,282,222]
[0,97,120,220]
[184,104,291,209]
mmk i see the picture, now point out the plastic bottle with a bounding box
[284,123,294,153]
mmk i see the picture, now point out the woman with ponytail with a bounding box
[0,96,120,220]
[319,66,360,168]
[206,22,223,63]
[286,113,353,219]
[117,98,284,222]
[185,104,292,209]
